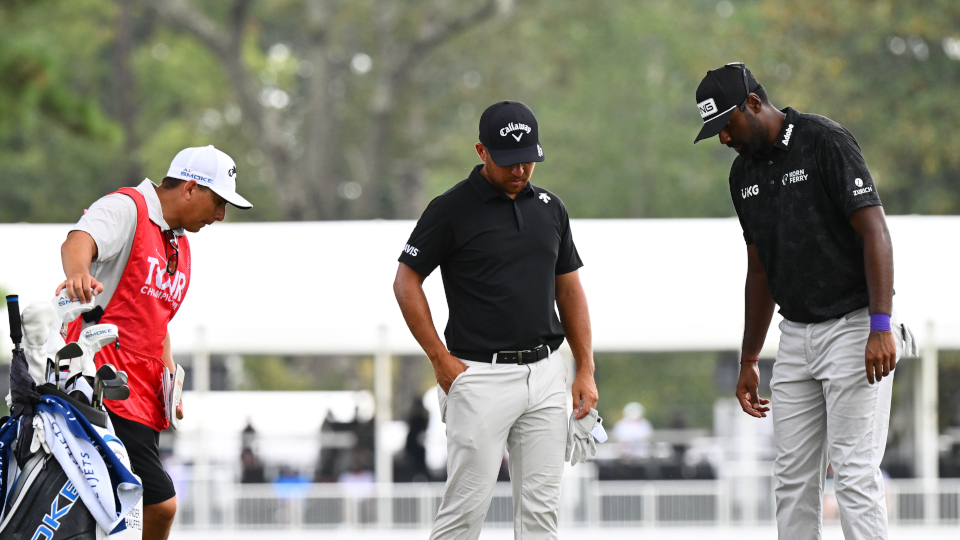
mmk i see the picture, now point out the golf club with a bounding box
[93,364,118,410]
[101,385,130,401]
[68,324,119,383]
[54,343,82,390]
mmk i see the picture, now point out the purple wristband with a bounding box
[870,313,891,332]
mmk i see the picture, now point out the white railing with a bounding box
[170,470,960,530]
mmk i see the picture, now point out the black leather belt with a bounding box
[451,345,550,365]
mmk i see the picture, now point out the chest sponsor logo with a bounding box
[500,122,531,142]
[144,254,188,309]
[781,123,794,146]
[539,192,551,204]
[403,244,419,257]
[782,168,808,185]
[741,184,760,199]
[697,98,717,119]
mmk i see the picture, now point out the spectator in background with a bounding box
[398,398,430,482]
[240,448,266,484]
[613,402,653,459]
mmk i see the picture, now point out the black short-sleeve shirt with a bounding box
[729,107,883,323]
[399,164,583,353]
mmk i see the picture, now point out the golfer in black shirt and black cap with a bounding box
[694,63,910,540]
[394,100,598,540]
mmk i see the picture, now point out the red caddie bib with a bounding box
[67,187,191,431]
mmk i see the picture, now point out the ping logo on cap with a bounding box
[228,166,236,177]
[698,98,718,119]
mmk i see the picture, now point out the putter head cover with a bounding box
[21,302,58,386]
[565,408,607,465]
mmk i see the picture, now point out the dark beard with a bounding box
[740,113,769,156]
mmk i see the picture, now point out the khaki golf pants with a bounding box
[772,307,902,540]
[430,350,568,540]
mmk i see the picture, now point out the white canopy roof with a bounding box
[0,216,956,357]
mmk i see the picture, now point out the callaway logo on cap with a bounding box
[693,62,759,144]
[166,145,252,209]
[478,101,545,166]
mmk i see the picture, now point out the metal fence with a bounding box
[172,472,960,530]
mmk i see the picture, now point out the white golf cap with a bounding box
[166,145,252,209]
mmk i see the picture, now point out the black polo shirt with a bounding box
[399,164,583,354]
[729,107,883,323]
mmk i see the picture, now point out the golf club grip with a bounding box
[6,295,22,346]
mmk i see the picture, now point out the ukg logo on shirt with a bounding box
[741,185,760,199]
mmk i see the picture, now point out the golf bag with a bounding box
[1,295,142,539]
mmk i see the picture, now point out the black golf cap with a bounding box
[478,101,545,166]
[693,62,760,143]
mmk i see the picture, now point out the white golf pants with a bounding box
[772,307,902,540]
[430,350,568,540]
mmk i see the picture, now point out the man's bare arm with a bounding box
[849,205,896,384]
[57,231,103,303]
[393,263,465,393]
[736,244,774,418]
[555,270,597,418]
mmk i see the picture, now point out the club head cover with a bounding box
[52,290,96,328]
[22,302,57,346]
[21,302,58,386]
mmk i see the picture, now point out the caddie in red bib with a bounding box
[57,145,252,540]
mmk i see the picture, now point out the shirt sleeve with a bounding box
[71,194,137,263]
[555,200,584,275]
[398,198,453,277]
[816,129,882,217]
[729,164,754,245]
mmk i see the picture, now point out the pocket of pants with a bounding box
[438,368,470,423]
[842,307,870,327]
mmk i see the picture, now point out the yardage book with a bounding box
[162,364,185,430]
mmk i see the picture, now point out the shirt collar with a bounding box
[772,107,800,151]
[137,179,185,236]
[467,164,536,202]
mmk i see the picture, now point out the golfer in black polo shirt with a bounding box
[394,101,598,540]
[694,63,905,540]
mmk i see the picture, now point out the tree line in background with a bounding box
[1,0,958,223]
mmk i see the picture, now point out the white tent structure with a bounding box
[0,217,955,486]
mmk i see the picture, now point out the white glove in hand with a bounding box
[565,408,606,465]
[901,324,919,358]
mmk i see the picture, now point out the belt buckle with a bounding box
[517,351,525,365]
